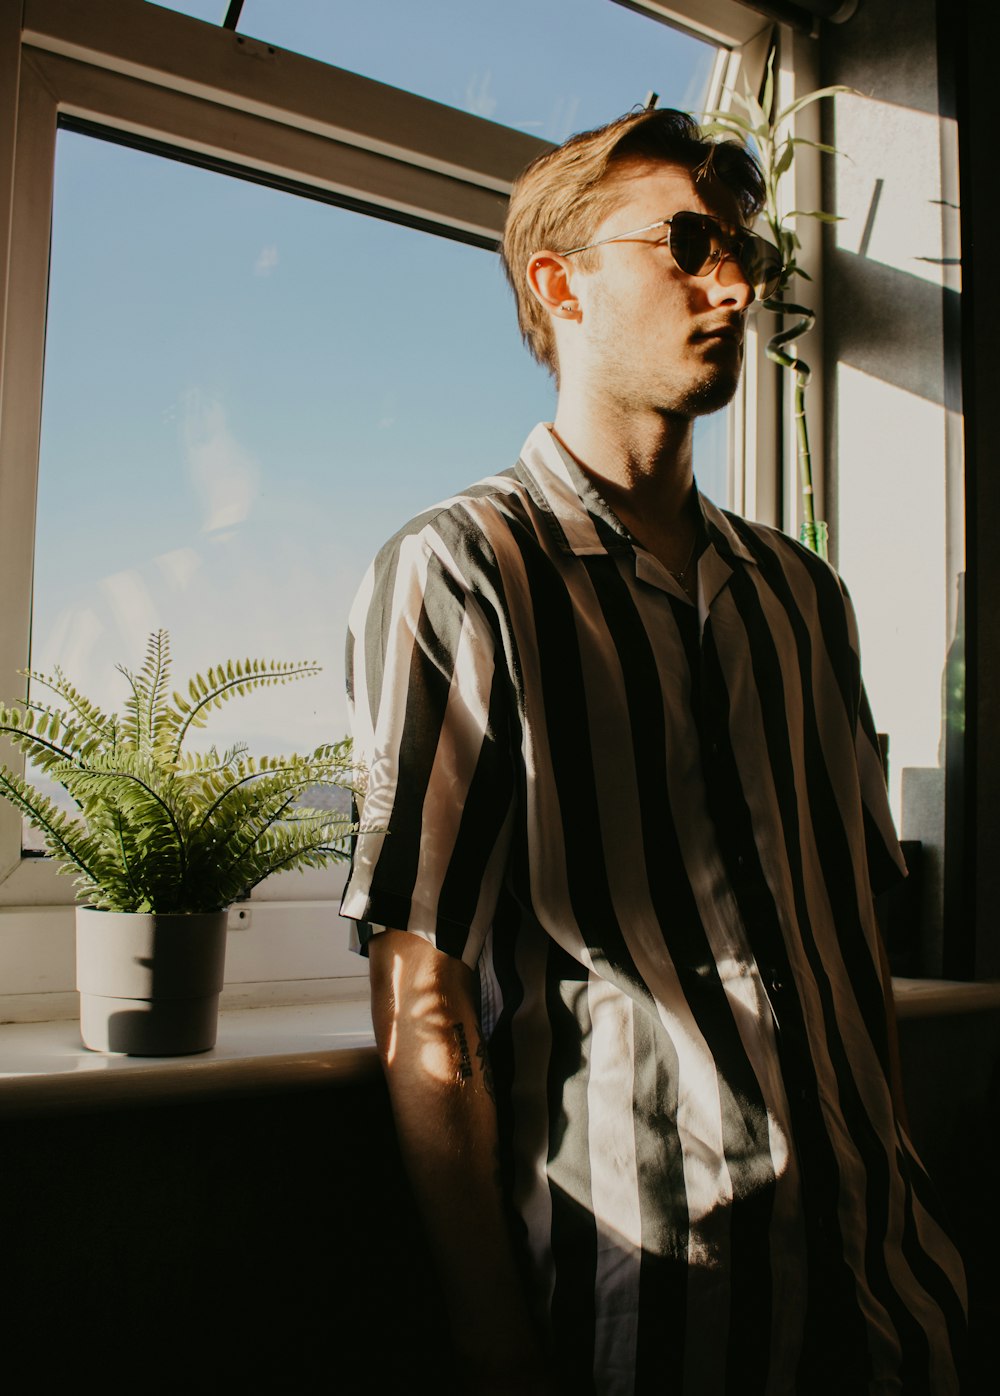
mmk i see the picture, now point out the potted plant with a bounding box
[0,630,359,1056]
[704,52,851,558]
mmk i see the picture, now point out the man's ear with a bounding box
[525,252,580,319]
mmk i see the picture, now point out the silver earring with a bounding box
[560,301,576,313]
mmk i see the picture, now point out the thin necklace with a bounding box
[669,528,700,582]
[669,517,705,587]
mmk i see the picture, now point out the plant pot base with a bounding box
[79,990,222,1056]
[76,908,228,1056]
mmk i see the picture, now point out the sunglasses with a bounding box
[560,210,784,303]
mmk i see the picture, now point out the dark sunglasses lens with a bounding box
[668,214,714,276]
[670,214,783,298]
[742,239,783,299]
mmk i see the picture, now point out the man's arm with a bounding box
[369,929,547,1394]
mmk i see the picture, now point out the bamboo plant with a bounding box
[0,630,360,912]
[704,54,851,559]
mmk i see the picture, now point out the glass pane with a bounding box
[27,128,731,850]
[27,132,555,839]
[236,0,718,143]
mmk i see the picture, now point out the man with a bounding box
[340,110,966,1394]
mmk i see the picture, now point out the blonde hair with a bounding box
[500,109,765,375]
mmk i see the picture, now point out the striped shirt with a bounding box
[341,423,966,1395]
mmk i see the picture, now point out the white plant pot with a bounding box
[75,907,229,1056]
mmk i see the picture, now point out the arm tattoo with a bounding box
[475,1029,496,1103]
[452,1022,473,1081]
[451,1021,496,1103]
[453,1023,502,1191]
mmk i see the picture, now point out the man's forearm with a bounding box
[369,930,546,1392]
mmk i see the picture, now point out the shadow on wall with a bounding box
[827,249,958,411]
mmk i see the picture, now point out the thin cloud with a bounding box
[546,95,581,145]
[101,569,159,654]
[464,70,498,120]
[32,606,103,682]
[254,244,279,276]
[182,391,261,535]
[154,547,201,592]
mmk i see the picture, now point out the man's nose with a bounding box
[707,253,755,309]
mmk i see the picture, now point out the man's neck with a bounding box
[551,401,701,582]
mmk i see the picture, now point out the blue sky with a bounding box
[155,0,716,141]
[31,3,727,755]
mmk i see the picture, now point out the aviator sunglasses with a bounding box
[560,210,784,303]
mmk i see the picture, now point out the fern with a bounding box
[0,631,361,912]
[166,655,321,759]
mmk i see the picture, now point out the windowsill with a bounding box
[0,996,379,1118]
[893,976,1000,1019]
[2,978,998,1120]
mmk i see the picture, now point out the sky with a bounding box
[29,2,728,767]
[153,0,717,139]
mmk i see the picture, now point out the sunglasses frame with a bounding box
[559,210,784,303]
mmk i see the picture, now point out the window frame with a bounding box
[0,0,779,1015]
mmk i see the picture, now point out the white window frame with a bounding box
[0,0,781,1019]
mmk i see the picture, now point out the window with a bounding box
[224,0,719,139]
[28,127,557,826]
[0,0,771,1017]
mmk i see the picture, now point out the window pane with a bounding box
[28,131,555,832]
[27,127,732,849]
[146,3,719,143]
[234,0,718,142]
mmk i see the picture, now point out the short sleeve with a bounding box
[339,519,515,966]
[841,581,908,898]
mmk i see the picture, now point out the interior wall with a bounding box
[815,6,1000,1370]
[818,0,963,975]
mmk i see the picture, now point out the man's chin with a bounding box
[674,366,742,418]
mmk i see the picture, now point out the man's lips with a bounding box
[692,322,744,346]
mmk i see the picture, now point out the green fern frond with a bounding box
[216,820,354,903]
[166,659,321,759]
[53,757,189,886]
[176,742,249,777]
[18,666,117,746]
[2,632,362,912]
[140,629,172,746]
[0,764,104,882]
[0,703,88,779]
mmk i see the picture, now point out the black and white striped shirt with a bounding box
[341,423,965,1394]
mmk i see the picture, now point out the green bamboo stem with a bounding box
[701,57,850,563]
[763,300,829,561]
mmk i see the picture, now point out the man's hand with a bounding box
[369,930,549,1394]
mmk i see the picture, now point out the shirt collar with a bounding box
[515,422,758,568]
